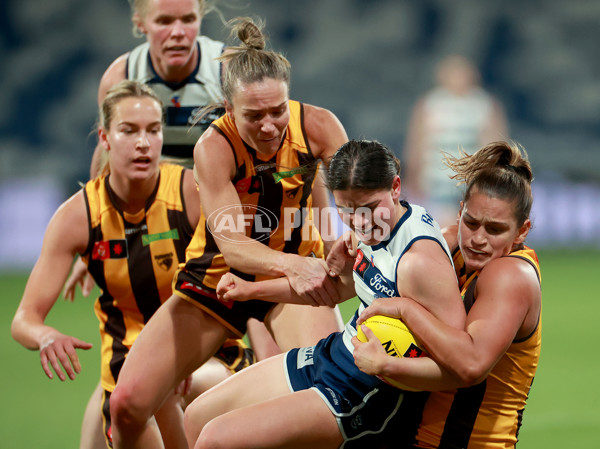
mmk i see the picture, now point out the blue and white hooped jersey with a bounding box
[126,35,225,159]
[341,201,453,353]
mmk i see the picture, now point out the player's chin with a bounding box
[356,229,386,246]
[128,167,156,182]
[163,50,192,66]
[463,253,490,271]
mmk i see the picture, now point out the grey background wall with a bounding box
[1,0,599,267]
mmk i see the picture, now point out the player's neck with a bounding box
[109,173,158,215]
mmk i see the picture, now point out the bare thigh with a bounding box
[115,295,232,414]
[197,387,342,449]
[185,354,290,433]
[182,357,233,409]
[80,382,106,449]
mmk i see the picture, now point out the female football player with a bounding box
[183,139,465,449]
[11,80,252,449]
[354,140,541,448]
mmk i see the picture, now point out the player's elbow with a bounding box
[220,249,239,269]
[454,361,490,387]
[10,312,27,347]
[10,318,20,344]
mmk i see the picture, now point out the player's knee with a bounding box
[194,418,230,449]
[110,383,153,429]
[184,401,208,447]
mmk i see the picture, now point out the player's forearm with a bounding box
[219,239,301,279]
[246,277,307,305]
[380,356,463,391]
[11,311,57,351]
[398,299,482,384]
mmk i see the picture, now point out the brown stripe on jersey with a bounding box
[463,278,478,314]
[246,149,283,248]
[167,171,194,262]
[82,188,95,257]
[439,380,487,448]
[185,220,222,286]
[453,249,468,287]
[167,208,193,263]
[283,154,318,255]
[86,223,128,385]
[298,103,312,157]
[124,216,162,324]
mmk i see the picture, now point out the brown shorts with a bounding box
[173,268,275,337]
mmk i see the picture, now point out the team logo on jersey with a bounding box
[234,176,263,195]
[154,252,174,271]
[170,96,181,108]
[91,240,128,260]
[352,249,396,297]
[353,249,368,277]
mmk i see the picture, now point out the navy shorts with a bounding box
[285,332,408,448]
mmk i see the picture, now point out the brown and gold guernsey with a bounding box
[81,163,193,392]
[181,99,324,291]
[412,246,542,449]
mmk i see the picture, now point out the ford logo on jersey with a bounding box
[353,249,396,297]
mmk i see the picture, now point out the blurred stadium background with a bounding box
[1,0,600,269]
[1,1,599,448]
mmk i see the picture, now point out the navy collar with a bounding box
[369,200,412,251]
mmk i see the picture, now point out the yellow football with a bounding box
[356,314,426,390]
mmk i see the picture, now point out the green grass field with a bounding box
[2,249,599,448]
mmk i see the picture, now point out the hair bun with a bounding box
[231,17,266,51]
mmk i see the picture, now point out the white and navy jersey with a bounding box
[341,201,452,353]
[126,35,225,160]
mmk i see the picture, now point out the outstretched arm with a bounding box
[11,192,93,381]
[195,127,339,305]
[217,269,356,308]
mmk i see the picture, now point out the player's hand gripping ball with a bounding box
[357,315,427,390]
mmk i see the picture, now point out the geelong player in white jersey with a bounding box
[183,139,466,449]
